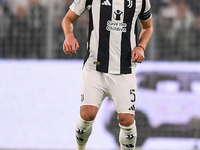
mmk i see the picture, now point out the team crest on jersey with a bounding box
[127,0,133,8]
[81,94,84,102]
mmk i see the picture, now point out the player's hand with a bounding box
[63,33,79,56]
[132,47,145,63]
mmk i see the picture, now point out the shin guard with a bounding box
[119,121,137,150]
[75,117,94,150]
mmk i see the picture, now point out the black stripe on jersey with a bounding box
[85,0,93,7]
[120,0,136,74]
[140,0,146,14]
[97,0,113,73]
[83,0,94,65]
[135,19,139,45]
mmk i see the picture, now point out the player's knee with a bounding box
[81,113,95,121]
[118,113,135,127]
[80,105,98,121]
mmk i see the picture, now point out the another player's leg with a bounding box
[118,114,137,150]
[76,105,98,150]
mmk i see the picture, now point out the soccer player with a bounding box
[62,0,153,149]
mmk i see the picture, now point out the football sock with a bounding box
[119,121,137,150]
[76,116,94,150]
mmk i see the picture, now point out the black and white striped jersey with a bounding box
[70,0,152,74]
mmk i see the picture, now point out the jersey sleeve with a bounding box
[138,0,152,21]
[70,0,91,16]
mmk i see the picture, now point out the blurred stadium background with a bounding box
[0,0,200,150]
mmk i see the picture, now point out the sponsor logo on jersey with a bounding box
[106,17,127,32]
[105,10,128,32]
[102,0,111,6]
[113,10,123,20]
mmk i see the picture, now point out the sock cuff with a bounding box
[119,120,136,131]
[79,116,94,125]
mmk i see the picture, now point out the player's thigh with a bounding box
[109,73,137,115]
[80,65,106,110]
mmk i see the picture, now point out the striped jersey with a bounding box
[70,0,152,74]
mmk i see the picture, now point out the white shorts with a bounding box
[80,65,137,115]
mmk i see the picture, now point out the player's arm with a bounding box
[132,17,153,63]
[62,9,79,56]
[138,17,153,51]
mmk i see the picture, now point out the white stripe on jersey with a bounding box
[108,0,124,74]
[130,0,143,56]
[86,0,101,71]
